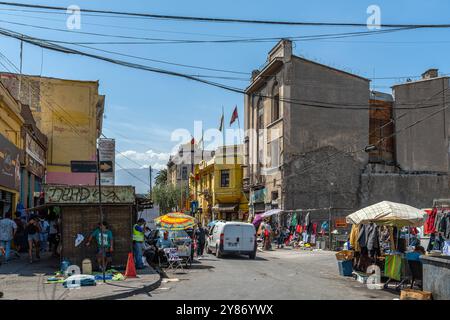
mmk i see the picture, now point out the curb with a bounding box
[89,267,163,300]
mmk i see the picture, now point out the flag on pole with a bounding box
[230,106,238,126]
[219,111,224,132]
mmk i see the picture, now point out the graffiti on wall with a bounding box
[44,185,135,204]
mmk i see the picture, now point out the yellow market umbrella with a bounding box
[154,212,196,231]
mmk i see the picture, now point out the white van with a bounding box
[206,222,257,259]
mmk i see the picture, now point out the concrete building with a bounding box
[392,69,450,173]
[0,73,104,185]
[244,41,450,228]
[244,39,370,218]
[20,104,47,210]
[190,145,248,224]
[167,142,214,210]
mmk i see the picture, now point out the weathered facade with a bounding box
[244,41,450,225]
[20,104,47,210]
[0,73,105,186]
[244,40,370,218]
[0,82,23,216]
[167,142,214,210]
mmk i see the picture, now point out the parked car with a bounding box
[206,222,257,259]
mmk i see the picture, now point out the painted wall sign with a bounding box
[98,138,115,186]
[44,185,135,204]
[0,133,20,191]
[25,133,45,165]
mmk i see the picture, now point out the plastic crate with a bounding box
[338,260,353,276]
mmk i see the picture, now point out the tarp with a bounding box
[346,201,426,227]
[261,209,283,218]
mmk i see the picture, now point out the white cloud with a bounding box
[116,149,170,170]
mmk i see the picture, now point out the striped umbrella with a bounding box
[154,212,196,231]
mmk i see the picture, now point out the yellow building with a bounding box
[0,82,24,215]
[190,145,248,224]
[0,73,104,185]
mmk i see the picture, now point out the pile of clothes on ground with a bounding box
[46,268,125,287]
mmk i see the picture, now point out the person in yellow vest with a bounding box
[133,218,148,269]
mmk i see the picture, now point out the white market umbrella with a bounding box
[346,201,426,227]
[261,209,283,218]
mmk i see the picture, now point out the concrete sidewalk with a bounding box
[0,253,161,300]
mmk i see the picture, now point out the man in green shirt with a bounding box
[86,221,113,271]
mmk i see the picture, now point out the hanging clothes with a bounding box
[424,208,437,235]
[312,223,317,235]
[349,224,360,252]
[384,254,402,281]
[290,212,298,227]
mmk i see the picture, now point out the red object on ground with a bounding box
[124,252,137,278]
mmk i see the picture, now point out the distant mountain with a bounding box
[115,168,159,194]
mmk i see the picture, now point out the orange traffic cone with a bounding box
[124,252,137,278]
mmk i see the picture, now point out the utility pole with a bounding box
[149,165,152,196]
[328,182,334,251]
[96,148,106,283]
[18,38,23,98]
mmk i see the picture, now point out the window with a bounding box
[272,82,280,122]
[257,98,264,129]
[220,170,230,187]
[272,191,279,201]
[270,138,280,168]
[181,166,188,180]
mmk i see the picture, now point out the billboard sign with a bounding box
[0,133,21,191]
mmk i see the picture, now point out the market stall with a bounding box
[44,185,135,268]
[345,201,427,290]
[154,212,196,267]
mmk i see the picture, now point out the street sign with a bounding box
[71,160,97,173]
[98,138,115,185]
[100,161,113,173]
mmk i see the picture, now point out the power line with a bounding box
[1,26,445,112]
[0,18,416,44]
[1,2,450,28]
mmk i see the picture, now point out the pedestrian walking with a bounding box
[13,211,26,253]
[39,216,50,253]
[48,214,60,257]
[132,218,148,269]
[0,211,17,262]
[26,216,41,263]
[86,221,114,272]
[195,223,206,257]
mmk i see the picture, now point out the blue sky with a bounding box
[1,0,450,175]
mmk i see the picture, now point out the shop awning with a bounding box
[212,203,238,213]
[346,201,426,227]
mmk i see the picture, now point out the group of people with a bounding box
[0,210,60,264]
[259,220,290,251]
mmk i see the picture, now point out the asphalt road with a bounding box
[124,248,398,300]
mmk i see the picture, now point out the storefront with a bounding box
[0,132,21,217]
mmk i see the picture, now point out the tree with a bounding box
[152,183,181,214]
[155,169,168,186]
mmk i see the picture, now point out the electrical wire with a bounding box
[1,2,450,28]
[1,26,445,112]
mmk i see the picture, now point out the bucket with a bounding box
[60,259,71,273]
[82,258,93,275]
[338,260,353,276]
